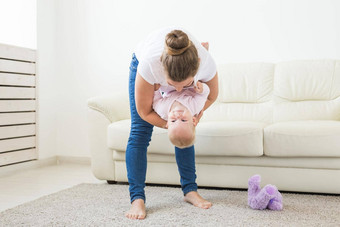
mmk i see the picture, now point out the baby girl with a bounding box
[153,81,210,148]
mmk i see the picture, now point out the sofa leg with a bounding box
[107,180,117,184]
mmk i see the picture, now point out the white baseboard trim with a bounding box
[57,156,91,165]
[0,156,92,178]
[0,157,57,178]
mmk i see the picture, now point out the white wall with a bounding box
[0,0,36,48]
[37,0,340,158]
[37,0,57,159]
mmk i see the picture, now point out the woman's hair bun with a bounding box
[165,30,191,56]
[161,29,199,82]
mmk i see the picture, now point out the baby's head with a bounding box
[167,102,197,148]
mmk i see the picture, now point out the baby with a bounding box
[153,81,210,148]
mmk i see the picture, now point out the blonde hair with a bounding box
[161,30,199,82]
[168,125,196,149]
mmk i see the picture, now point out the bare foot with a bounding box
[201,42,209,51]
[125,199,146,220]
[184,191,212,209]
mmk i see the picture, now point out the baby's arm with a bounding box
[153,89,163,103]
[191,83,210,115]
[152,86,171,123]
[194,81,204,94]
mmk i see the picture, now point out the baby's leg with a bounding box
[201,42,209,51]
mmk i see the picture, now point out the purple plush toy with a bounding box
[248,174,283,211]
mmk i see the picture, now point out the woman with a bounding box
[125,27,219,220]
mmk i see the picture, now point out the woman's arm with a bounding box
[203,72,219,111]
[195,72,219,122]
[135,73,167,128]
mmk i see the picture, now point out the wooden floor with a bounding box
[0,162,104,212]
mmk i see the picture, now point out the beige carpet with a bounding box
[0,183,339,226]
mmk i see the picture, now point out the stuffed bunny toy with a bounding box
[248,174,283,210]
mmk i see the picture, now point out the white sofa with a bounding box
[87,59,340,194]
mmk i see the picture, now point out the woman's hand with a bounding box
[154,83,161,91]
[193,110,204,126]
[197,110,204,122]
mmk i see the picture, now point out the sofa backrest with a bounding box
[273,59,340,123]
[203,59,340,124]
[203,62,275,124]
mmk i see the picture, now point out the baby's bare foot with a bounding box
[184,191,212,209]
[125,199,146,220]
[201,42,209,51]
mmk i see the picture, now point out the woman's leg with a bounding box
[126,53,154,203]
[176,145,213,209]
[175,145,198,195]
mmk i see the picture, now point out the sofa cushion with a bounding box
[107,119,172,154]
[274,60,340,101]
[194,121,265,156]
[202,102,273,124]
[217,63,274,103]
[107,120,266,156]
[208,63,274,124]
[264,120,340,157]
[273,60,340,122]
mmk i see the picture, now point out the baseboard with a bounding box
[57,156,91,165]
[0,156,92,178]
[0,157,57,178]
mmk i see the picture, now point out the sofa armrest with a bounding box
[87,91,129,181]
[87,91,130,123]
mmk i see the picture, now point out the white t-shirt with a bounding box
[135,27,217,92]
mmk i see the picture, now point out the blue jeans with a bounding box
[126,53,198,203]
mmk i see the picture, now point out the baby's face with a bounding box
[167,106,193,129]
[167,108,194,141]
[167,103,196,147]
